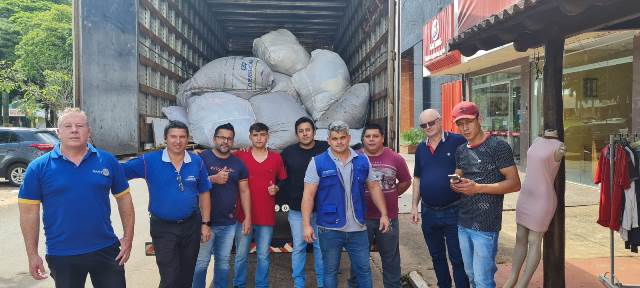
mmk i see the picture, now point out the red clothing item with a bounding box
[234,149,287,226]
[595,146,631,231]
[360,148,412,219]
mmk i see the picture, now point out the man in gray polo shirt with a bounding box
[301,121,390,288]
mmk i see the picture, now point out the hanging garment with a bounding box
[595,145,631,231]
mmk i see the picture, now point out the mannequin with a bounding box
[503,129,565,288]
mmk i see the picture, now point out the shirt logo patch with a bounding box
[185,175,197,182]
[93,168,110,176]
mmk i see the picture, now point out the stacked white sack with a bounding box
[161,106,189,125]
[316,84,369,129]
[187,92,256,148]
[250,92,310,150]
[291,49,350,120]
[252,29,310,76]
[177,56,273,105]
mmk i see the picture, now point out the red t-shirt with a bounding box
[594,145,630,231]
[360,148,412,219]
[234,149,287,226]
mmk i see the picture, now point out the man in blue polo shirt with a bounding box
[19,108,135,287]
[122,121,212,288]
[410,109,469,288]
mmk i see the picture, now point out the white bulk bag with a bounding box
[177,56,273,105]
[291,49,350,120]
[161,106,189,125]
[252,29,310,76]
[249,92,310,150]
[187,92,256,148]
[316,84,369,129]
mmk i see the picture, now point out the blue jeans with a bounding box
[233,225,273,288]
[348,218,401,288]
[318,228,371,288]
[457,226,499,288]
[192,223,237,288]
[421,205,469,288]
[289,210,324,288]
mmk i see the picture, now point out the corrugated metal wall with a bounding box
[335,0,391,129]
[136,0,225,118]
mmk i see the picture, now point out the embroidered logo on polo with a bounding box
[92,168,110,176]
[185,175,197,182]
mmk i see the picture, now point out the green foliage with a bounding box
[12,4,72,83]
[0,18,19,60]
[0,0,72,126]
[0,60,23,93]
[401,128,425,146]
[41,69,72,112]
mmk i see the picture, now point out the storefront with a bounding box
[468,66,524,164]
[530,32,636,185]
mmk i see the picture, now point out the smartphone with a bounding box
[448,174,461,183]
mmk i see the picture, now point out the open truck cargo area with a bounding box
[74,0,397,156]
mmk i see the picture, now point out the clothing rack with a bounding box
[599,133,640,288]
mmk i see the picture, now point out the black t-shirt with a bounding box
[455,136,516,232]
[279,140,329,211]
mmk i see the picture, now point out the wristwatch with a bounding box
[201,221,211,225]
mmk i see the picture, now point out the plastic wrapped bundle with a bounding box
[316,84,369,129]
[187,92,256,148]
[291,49,350,120]
[177,56,273,105]
[253,29,310,76]
[250,92,310,150]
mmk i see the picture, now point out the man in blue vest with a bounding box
[301,121,390,288]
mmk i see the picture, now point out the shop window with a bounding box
[531,34,633,185]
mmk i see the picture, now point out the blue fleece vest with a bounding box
[314,151,369,229]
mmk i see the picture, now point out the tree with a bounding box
[0,18,19,61]
[11,4,72,84]
[0,0,73,127]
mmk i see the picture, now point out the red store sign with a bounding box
[423,4,461,73]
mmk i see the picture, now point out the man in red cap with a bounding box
[450,101,521,288]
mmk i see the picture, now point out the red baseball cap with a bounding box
[452,101,479,123]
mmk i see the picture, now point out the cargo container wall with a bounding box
[75,0,396,154]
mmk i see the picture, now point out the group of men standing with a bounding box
[18,99,520,288]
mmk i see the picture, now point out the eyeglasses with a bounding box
[175,171,184,192]
[420,118,439,129]
[215,135,234,142]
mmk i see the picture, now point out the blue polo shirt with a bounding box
[18,144,130,256]
[414,132,466,207]
[122,149,211,221]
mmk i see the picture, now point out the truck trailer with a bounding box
[73,0,399,155]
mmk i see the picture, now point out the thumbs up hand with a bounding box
[267,180,279,196]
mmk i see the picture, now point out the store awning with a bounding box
[448,0,640,57]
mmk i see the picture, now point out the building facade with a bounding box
[402,0,640,186]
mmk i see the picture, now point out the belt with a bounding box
[150,212,198,224]
[422,201,459,211]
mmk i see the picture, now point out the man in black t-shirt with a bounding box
[280,117,328,288]
[192,123,252,288]
[450,102,521,288]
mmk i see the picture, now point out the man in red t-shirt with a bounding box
[232,122,287,288]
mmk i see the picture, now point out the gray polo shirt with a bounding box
[304,148,378,232]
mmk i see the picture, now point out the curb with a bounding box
[407,271,430,288]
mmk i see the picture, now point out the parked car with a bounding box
[0,128,59,186]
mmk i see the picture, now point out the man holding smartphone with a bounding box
[451,101,521,288]
[411,109,469,288]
